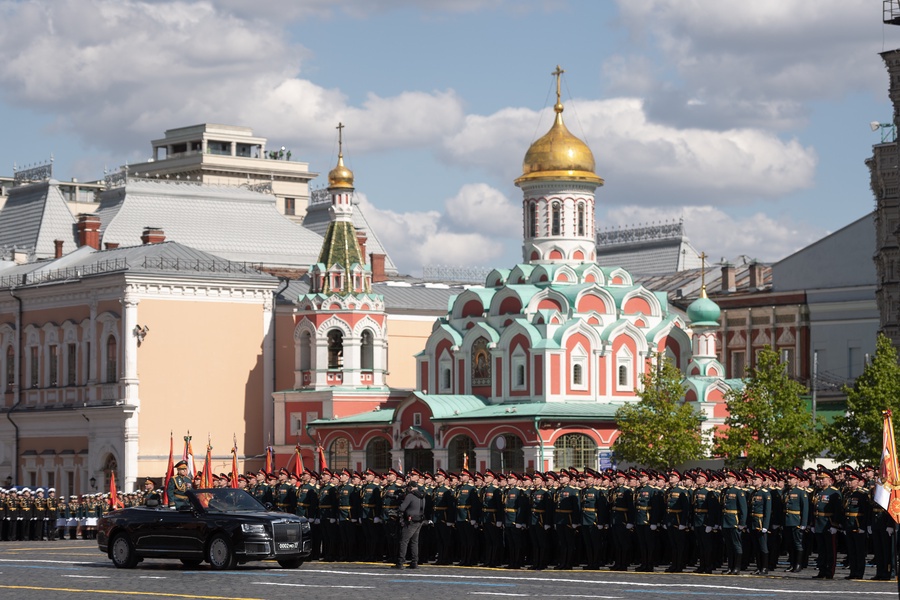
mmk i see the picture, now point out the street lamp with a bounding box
[870,120,896,143]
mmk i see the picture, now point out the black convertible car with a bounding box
[97,488,311,569]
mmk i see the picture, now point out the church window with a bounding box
[516,364,525,387]
[442,367,451,391]
[551,202,561,236]
[577,203,585,236]
[617,365,627,387]
[328,437,351,470]
[554,433,597,471]
[571,348,587,391]
[105,336,118,383]
[615,346,633,391]
[528,202,538,238]
[731,351,745,378]
[573,363,583,385]
[361,330,374,370]
[299,331,312,371]
[327,330,344,369]
[471,337,491,386]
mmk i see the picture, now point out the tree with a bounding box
[713,346,823,468]
[614,355,708,469]
[827,333,900,463]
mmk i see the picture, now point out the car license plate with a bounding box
[278,542,298,550]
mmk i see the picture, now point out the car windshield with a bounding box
[189,488,266,513]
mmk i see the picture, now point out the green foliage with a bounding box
[614,356,708,469]
[713,346,823,469]
[827,334,900,463]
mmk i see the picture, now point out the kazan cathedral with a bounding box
[281,72,736,475]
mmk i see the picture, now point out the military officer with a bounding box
[609,470,635,571]
[690,470,720,574]
[720,470,747,575]
[842,470,871,580]
[812,468,843,580]
[529,471,554,570]
[747,471,772,575]
[503,471,528,569]
[634,468,661,572]
[554,469,581,570]
[360,468,383,561]
[166,460,193,509]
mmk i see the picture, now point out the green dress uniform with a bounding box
[720,481,747,574]
[503,482,529,569]
[580,482,605,570]
[664,481,690,573]
[690,482,720,574]
[454,480,480,566]
[748,485,772,574]
[166,475,193,509]
[480,481,503,567]
[812,482,843,579]
[318,481,339,561]
[554,481,581,570]
[360,481,382,561]
[842,485,871,579]
[782,481,809,572]
[529,482,554,570]
[295,480,320,559]
[609,482,635,571]
[634,483,662,572]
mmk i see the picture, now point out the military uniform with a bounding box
[167,460,193,509]
[747,475,772,575]
[529,474,554,570]
[503,474,529,569]
[690,475,720,574]
[431,470,456,565]
[609,474,635,571]
[842,472,871,580]
[634,473,662,572]
[480,473,503,567]
[553,471,581,570]
[812,470,843,580]
[454,471,480,566]
[720,471,747,574]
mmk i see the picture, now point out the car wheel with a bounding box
[206,534,236,570]
[277,558,304,569]
[180,558,203,568]
[110,534,138,569]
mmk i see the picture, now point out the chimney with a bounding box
[748,260,764,289]
[721,263,736,293]
[104,242,120,250]
[141,227,166,245]
[12,249,28,265]
[370,253,387,283]
[54,239,64,259]
[356,229,368,264]
[76,214,101,250]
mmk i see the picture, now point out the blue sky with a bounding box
[0,0,897,275]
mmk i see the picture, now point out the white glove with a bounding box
[495,522,503,528]
[829,527,837,535]
[573,524,580,529]
[328,518,336,524]
[314,518,321,524]
[867,526,873,534]
[678,525,686,531]
[470,520,477,526]
[544,525,551,530]
[650,524,657,531]
[351,518,358,523]
[374,517,382,523]
[888,527,895,536]
[705,526,712,533]
[761,528,767,534]
[662,524,668,530]
[626,523,634,530]
[515,523,525,529]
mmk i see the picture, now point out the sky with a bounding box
[0,0,898,276]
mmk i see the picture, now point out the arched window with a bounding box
[573,363,583,385]
[577,203,585,236]
[554,433,597,470]
[327,330,344,369]
[365,437,391,472]
[360,330,374,370]
[471,337,491,386]
[516,364,526,387]
[442,368,451,391]
[448,435,475,472]
[490,434,525,472]
[102,454,118,493]
[528,202,537,238]
[5,345,14,392]
[105,336,118,383]
[328,437,351,470]
[299,331,312,371]
[618,364,628,387]
[551,202,561,236]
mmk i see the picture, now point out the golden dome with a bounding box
[328,153,354,189]
[515,101,603,186]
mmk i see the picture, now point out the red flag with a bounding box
[293,443,305,479]
[317,443,327,472]
[200,439,213,488]
[876,410,900,523]
[264,445,274,475]
[463,452,469,471]
[231,435,239,489]
[109,471,119,510]
[162,431,174,505]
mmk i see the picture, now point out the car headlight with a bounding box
[241,523,267,534]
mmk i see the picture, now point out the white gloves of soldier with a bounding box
[314,518,321,524]
[626,523,634,530]
[888,527,895,536]
[515,523,525,529]
[761,528,767,534]
[426,520,433,525]
[329,518,336,524]
[705,526,713,533]
[650,524,657,531]
[470,520,477,526]
[544,525,551,530]
[374,517,382,523]
[867,526,873,534]
[829,527,837,535]
[495,522,503,528]
[678,525,686,531]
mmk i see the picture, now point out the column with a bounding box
[473,446,490,472]
[121,291,139,405]
[262,293,275,452]
[230,142,237,157]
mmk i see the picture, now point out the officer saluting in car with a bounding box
[167,460,193,509]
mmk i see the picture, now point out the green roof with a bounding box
[309,407,395,426]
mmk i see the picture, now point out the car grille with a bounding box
[273,522,302,555]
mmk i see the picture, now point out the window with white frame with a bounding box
[511,350,527,391]
[616,346,633,391]
[413,412,422,427]
[570,344,587,391]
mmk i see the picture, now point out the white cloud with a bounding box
[443,183,520,237]
[604,205,823,263]
[357,192,510,275]
[613,0,890,129]
[444,99,817,206]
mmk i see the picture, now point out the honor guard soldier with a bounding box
[480,470,504,567]
[381,468,405,564]
[690,470,720,574]
[273,468,296,513]
[609,470,635,571]
[336,468,359,561]
[46,488,59,540]
[454,469,480,566]
[295,469,321,559]
[318,470,340,561]
[579,468,605,570]
[167,460,193,509]
[664,470,690,573]
[431,469,455,565]
[747,471,772,575]
[720,469,747,574]
[842,470,871,580]
[360,468,383,561]
[529,472,553,570]
[31,488,46,540]
[553,469,581,570]
[782,469,809,572]
[503,471,529,569]
[634,468,661,572]
[251,469,273,505]
[812,467,843,579]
